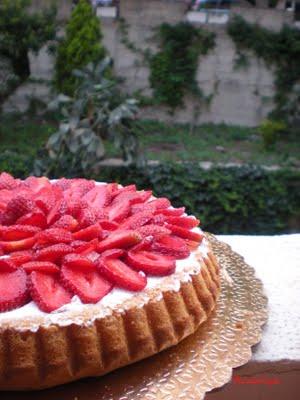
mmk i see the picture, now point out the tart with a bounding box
[0,173,220,390]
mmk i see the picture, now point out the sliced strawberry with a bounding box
[151,214,166,225]
[0,269,28,311]
[17,211,47,228]
[159,207,185,216]
[137,224,171,239]
[165,224,204,242]
[72,224,102,241]
[127,250,176,276]
[165,216,200,229]
[72,238,99,254]
[0,172,18,190]
[0,258,17,272]
[62,254,96,272]
[131,236,154,252]
[22,261,60,274]
[152,235,190,259]
[68,179,95,199]
[61,265,113,303]
[99,220,118,231]
[34,187,57,214]
[78,207,98,228]
[97,230,142,252]
[29,271,72,312]
[97,258,147,291]
[0,210,16,225]
[106,200,130,223]
[35,243,73,262]
[113,190,152,206]
[0,225,40,241]
[100,249,125,259]
[53,178,72,191]
[84,184,110,209]
[47,198,67,225]
[6,195,35,219]
[131,203,156,215]
[24,177,51,193]
[111,184,136,200]
[148,198,171,209]
[0,236,36,253]
[66,198,87,218]
[52,215,79,231]
[36,228,73,245]
[10,250,33,266]
[185,239,200,251]
[120,210,153,230]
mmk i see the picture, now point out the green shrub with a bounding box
[0,151,33,178]
[259,119,286,149]
[54,0,105,95]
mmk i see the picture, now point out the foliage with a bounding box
[227,16,300,122]
[35,58,143,176]
[0,57,19,105]
[149,22,215,109]
[54,0,105,96]
[259,119,286,150]
[0,0,56,82]
[0,150,33,178]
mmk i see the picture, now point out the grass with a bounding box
[0,114,299,168]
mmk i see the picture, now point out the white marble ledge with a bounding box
[216,234,300,362]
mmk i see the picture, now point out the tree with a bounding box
[54,0,106,96]
[0,0,56,82]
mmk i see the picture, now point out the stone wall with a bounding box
[3,0,296,126]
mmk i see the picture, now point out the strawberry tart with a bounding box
[0,172,220,390]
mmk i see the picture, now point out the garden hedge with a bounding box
[0,158,299,234]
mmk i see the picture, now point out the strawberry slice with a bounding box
[10,250,33,266]
[131,203,156,215]
[152,235,190,259]
[24,177,51,193]
[97,258,147,291]
[137,224,171,239]
[52,215,79,231]
[29,271,72,312]
[99,220,118,231]
[148,198,171,209]
[35,243,73,262]
[126,250,176,276]
[53,178,72,191]
[111,184,136,200]
[131,237,154,252]
[97,230,142,252]
[0,269,28,311]
[78,207,98,228]
[47,198,67,226]
[0,172,18,190]
[36,228,73,245]
[100,249,125,259]
[0,236,36,253]
[66,198,87,218]
[17,211,47,228]
[120,210,153,230]
[0,225,40,241]
[22,261,60,274]
[165,224,204,242]
[106,200,130,223]
[72,224,102,241]
[34,187,57,214]
[62,254,96,272]
[0,258,17,272]
[6,195,35,219]
[158,207,185,216]
[72,238,99,254]
[61,265,113,303]
[165,216,200,229]
[112,190,152,206]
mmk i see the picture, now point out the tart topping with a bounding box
[0,174,203,313]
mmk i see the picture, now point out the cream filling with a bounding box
[0,181,208,331]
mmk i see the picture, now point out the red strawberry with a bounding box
[97,258,147,291]
[151,214,166,226]
[24,177,50,193]
[72,224,102,241]
[35,243,73,262]
[10,250,33,266]
[106,200,130,223]
[6,196,35,219]
[72,238,99,254]
[159,207,185,216]
[68,179,95,198]
[61,265,113,303]
[131,236,154,252]
[22,261,60,274]
[120,210,153,230]
[99,220,118,231]
[0,172,18,190]
[97,230,141,252]
[111,184,136,199]
[0,269,28,311]
[83,184,109,208]
[166,224,204,242]
[0,236,36,253]
[47,198,67,226]
[137,224,171,239]
[0,210,16,226]
[100,249,125,259]
[0,225,40,241]
[112,190,151,206]
[0,258,17,272]
[36,228,73,245]
[165,216,200,229]
[53,178,71,191]
[29,271,72,312]
[148,198,171,209]
[78,207,98,228]
[67,198,87,218]
[17,211,47,228]
[127,251,176,276]
[131,203,156,215]
[152,235,190,259]
[34,187,57,214]
[52,215,78,231]
[62,254,96,272]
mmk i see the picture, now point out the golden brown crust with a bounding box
[0,250,220,391]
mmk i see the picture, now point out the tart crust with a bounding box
[0,248,220,391]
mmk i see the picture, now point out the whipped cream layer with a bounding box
[0,180,208,332]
